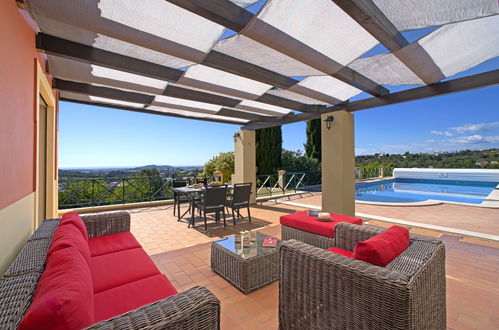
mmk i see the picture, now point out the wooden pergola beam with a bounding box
[256,93,324,113]
[202,51,297,89]
[243,69,499,129]
[38,34,321,112]
[54,79,156,105]
[166,0,252,32]
[54,79,291,122]
[162,85,241,107]
[331,0,445,84]
[59,98,244,125]
[166,0,389,97]
[217,108,277,121]
[37,33,184,82]
[54,78,244,108]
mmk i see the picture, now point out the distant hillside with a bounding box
[356,149,498,169]
[134,164,174,170]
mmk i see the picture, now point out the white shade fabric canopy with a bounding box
[178,64,273,100]
[373,0,499,31]
[23,0,498,126]
[60,91,146,109]
[348,15,499,85]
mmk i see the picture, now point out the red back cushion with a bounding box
[60,212,88,242]
[353,226,410,267]
[19,247,94,330]
[49,223,91,265]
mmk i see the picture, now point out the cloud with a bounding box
[356,135,499,155]
[447,134,499,145]
[430,130,453,136]
[449,121,499,134]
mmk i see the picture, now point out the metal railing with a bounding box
[58,176,175,209]
[60,167,393,207]
[256,171,321,197]
[256,167,391,197]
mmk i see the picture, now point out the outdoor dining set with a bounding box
[172,181,252,230]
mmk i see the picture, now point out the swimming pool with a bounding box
[355,178,498,204]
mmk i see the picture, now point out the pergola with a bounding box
[18,0,499,214]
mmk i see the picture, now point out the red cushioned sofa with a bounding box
[0,211,220,329]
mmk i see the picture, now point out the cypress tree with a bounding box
[256,126,282,175]
[304,118,321,163]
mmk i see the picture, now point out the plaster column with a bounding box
[233,130,257,203]
[277,170,286,193]
[321,111,355,216]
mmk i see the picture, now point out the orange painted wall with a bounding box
[0,1,52,210]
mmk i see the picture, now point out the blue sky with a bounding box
[58,6,499,168]
[58,59,498,168]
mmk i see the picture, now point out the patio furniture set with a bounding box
[0,209,446,329]
[173,181,252,230]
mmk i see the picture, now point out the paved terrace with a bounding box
[128,202,499,330]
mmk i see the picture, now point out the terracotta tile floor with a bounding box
[282,192,499,236]
[130,202,498,329]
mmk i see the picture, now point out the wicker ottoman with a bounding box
[280,211,363,249]
[211,232,282,293]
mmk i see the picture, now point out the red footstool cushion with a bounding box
[280,211,362,238]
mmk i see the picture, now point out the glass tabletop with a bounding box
[213,231,283,259]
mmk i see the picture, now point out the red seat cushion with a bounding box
[60,212,88,242]
[94,274,178,322]
[326,247,354,258]
[280,211,362,238]
[19,247,94,330]
[353,226,410,267]
[88,232,141,257]
[48,223,91,265]
[90,248,161,293]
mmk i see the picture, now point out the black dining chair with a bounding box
[191,185,228,230]
[226,182,252,226]
[172,180,189,219]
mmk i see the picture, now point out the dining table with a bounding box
[172,185,233,227]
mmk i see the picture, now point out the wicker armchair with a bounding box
[0,211,220,330]
[279,222,446,330]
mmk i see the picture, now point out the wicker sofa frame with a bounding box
[0,211,220,330]
[281,225,335,250]
[279,222,446,330]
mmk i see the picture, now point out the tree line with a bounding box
[201,119,498,180]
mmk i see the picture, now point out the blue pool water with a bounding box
[355,178,497,204]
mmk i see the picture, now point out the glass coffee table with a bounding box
[211,232,283,293]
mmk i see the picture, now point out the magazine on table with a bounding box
[262,236,278,248]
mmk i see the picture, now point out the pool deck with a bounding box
[275,192,499,237]
[483,189,499,207]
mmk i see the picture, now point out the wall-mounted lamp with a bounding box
[233,132,240,143]
[325,115,334,130]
